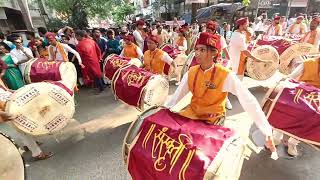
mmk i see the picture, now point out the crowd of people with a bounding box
[0,11,319,163]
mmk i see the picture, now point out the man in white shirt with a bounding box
[46,32,83,68]
[152,25,169,46]
[164,32,276,152]
[287,16,308,35]
[252,17,264,35]
[229,17,264,80]
[133,20,146,51]
[10,37,34,74]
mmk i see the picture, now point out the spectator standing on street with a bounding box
[133,20,146,51]
[92,28,108,59]
[76,30,105,94]
[106,29,122,56]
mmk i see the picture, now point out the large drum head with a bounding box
[6,82,75,136]
[140,75,169,110]
[122,107,160,163]
[59,62,77,90]
[246,45,279,80]
[279,43,318,75]
[0,133,24,180]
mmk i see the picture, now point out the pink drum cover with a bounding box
[29,58,62,82]
[128,109,235,180]
[104,55,130,80]
[114,65,153,107]
[268,80,320,144]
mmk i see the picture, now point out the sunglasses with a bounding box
[14,41,22,44]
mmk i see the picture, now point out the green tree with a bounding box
[112,4,135,25]
[43,0,120,28]
[242,0,251,7]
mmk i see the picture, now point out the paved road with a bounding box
[1,77,319,180]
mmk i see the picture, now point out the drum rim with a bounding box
[246,45,280,80]
[0,132,26,180]
[122,106,161,164]
[279,43,318,74]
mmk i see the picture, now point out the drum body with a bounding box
[262,80,320,145]
[123,107,246,180]
[24,58,77,91]
[246,45,279,80]
[6,82,75,136]
[0,133,25,180]
[103,54,142,80]
[279,43,318,75]
[112,65,169,111]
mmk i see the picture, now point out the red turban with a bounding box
[206,20,218,31]
[236,17,249,26]
[136,20,145,26]
[146,35,160,45]
[123,35,134,42]
[274,16,280,21]
[45,32,56,40]
[196,32,219,50]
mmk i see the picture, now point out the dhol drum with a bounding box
[246,45,279,80]
[0,132,25,180]
[103,54,142,80]
[112,65,169,111]
[262,80,320,145]
[279,43,318,75]
[123,107,246,180]
[6,82,75,136]
[160,44,188,81]
[24,58,77,91]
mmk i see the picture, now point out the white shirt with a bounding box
[120,45,144,60]
[229,31,247,73]
[287,23,307,34]
[253,21,264,32]
[161,52,174,65]
[164,68,273,136]
[267,25,283,36]
[152,29,169,45]
[48,43,82,64]
[10,47,34,73]
[133,30,144,51]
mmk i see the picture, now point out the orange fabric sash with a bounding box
[49,42,68,62]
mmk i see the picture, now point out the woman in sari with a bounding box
[31,37,49,59]
[0,42,24,90]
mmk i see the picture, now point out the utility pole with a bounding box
[17,0,34,30]
[286,0,292,19]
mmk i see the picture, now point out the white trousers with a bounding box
[16,131,42,157]
[273,130,300,146]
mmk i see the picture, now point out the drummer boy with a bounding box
[164,32,276,151]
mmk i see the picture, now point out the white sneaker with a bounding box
[287,143,298,157]
[226,99,233,110]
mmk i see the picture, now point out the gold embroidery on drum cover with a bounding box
[142,124,195,180]
[111,59,127,69]
[15,87,40,106]
[45,114,67,132]
[125,72,146,87]
[49,88,70,105]
[294,89,320,112]
[36,61,59,70]
[14,115,37,132]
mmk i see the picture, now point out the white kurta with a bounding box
[287,23,307,34]
[229,31,247,73]
[173,38,188,52]
[133,30,144,51]
[159,52,174,65]
[287,63,304,79]
[164,68,273,136]
[48,43,82,64]
[10,47,34,73]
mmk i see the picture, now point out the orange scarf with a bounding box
[176,37,186,47]
[49,42,68,61]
